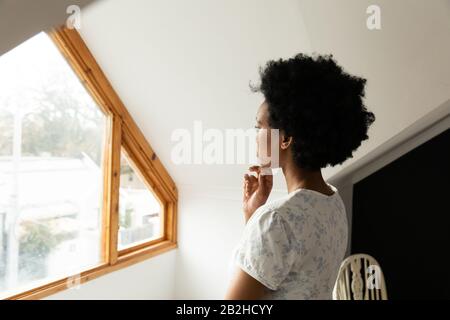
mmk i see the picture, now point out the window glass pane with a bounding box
[0,32,106,296]
[118,150,163,250]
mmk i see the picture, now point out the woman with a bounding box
[225,53,376,299]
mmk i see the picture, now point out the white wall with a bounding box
[175,185,287,299]
[45,249,176,299]
[298,0,450,180]
[74,0,312,193]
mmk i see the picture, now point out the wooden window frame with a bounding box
[3,27,178,300]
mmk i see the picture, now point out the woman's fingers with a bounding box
[249,165,260,173]
[248,175,258,193]
[249,165,272,178]
[255,166,272,182]
[249,166,261,185]
[243,174,249,197]
[244,165,272,199]
[243,172,259,199]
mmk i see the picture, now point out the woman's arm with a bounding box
[224,268,269,300]
[225,166,274,299]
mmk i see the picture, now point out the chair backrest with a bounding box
[332,253,388,300]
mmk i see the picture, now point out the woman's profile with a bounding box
[225,53,376,300]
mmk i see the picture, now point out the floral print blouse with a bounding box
[228,182,348,299]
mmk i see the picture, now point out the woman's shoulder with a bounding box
[247,193,312,230]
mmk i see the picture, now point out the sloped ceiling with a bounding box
[77,0,312,192]
[0,0,96,55]
[76,0,450,192]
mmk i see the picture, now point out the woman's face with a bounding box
[255,101,283,168]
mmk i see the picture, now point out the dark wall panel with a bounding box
[351,128,450,299]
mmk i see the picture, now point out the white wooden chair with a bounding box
[332,253,388,300]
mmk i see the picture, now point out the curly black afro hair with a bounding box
[250,53,376,171]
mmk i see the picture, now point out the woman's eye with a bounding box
[254,126,261,130]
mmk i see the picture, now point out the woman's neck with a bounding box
[282,160,328,194]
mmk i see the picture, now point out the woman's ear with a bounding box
[280,134,293,150]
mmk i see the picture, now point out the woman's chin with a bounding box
[257,158,272,168]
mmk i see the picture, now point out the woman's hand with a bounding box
[242,165,273,223]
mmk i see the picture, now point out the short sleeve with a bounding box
[235,210,298,290]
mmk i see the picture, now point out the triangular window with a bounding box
[0,28,177,300]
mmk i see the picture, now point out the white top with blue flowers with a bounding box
[228,182,348,299]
